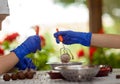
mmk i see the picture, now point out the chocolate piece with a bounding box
[116,75,120,79]
[25,71,34,79]
[17,71,26,80]
[3,69,36,81]
[3,73,11,81]
[48,71,65,79]
[96,67,109,77]
[27,68,36,75]
[107,66,112,72]
[11,73,18,80]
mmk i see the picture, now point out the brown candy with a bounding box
[48,71,65,79]
[3,73,11,81]
[3,69,36,81]
[96,67,109,77]
[107,66,112,72]
[116,75,120,79]
[17,71,26,80]
[25,71,34,79]
[27,68,36,75]
[11,73,18,80]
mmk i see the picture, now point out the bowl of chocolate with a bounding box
[47,70,65,79]
[96,65,112,77]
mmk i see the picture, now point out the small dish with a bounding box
[96,65,112,77]
[47,70,64,79]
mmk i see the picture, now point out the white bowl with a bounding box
[55,65,100,81]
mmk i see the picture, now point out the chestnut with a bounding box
[60,53,70,63]
[3,73,11,81]
[11,73,18,80]
[25,71,34,79]
[16,71,26,80]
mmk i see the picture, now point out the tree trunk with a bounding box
[87,0,102,33]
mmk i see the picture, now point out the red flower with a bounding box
[89,47,97,57]
[0,47,4,55]
[77,49,85,58]
[4,32,19,42]
[89,47,97,63]
[98,28,104,34]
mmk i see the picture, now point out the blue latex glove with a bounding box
[54,31,92,46]
[15,57,36,70]
[11,35,41,60]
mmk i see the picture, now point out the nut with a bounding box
[60,53,70,63]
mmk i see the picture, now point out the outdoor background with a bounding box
[0,0,120,70]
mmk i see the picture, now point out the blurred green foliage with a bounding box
[92,48,120,68]
[2,0,120,69]
[53,0,86,7]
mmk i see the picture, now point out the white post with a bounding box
[0,0,9,30]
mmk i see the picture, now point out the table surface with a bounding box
[1,69,120,84]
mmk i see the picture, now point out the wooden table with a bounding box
[0,69,120,84]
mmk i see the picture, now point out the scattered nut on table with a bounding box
[3,68,36,81]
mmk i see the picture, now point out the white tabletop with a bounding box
[0,69,120,84]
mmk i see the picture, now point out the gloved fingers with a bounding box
[62,36,73,45]
[28,63,36,69]
[11,35,41,60]
[54,30,81,45]
[54,31,67,43]
[15,59,27,70]
[24,57,32,64]
[15,57,36,70]
[54,33,60,43]
[33,35,41,51]
[23,35,41,52]
[54,32,58,38]
[61,35,78,45]
[54,31,66,37]
[24,57,36,70]
[56,38,60,44]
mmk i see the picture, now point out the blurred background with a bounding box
[0,0,120,70]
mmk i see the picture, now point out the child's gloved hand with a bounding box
[15,57,36,70]
[54,31,92,46]
[11,35,41,60]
